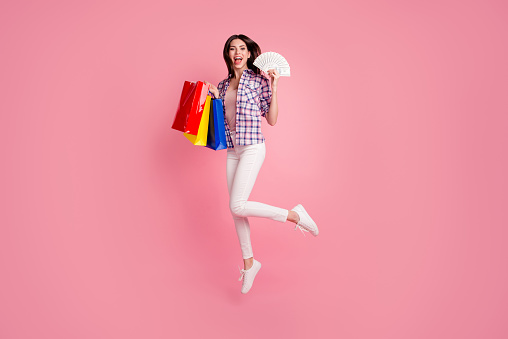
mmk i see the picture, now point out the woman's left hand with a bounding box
[266,69,280,91]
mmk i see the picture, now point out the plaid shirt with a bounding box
[209,69,272,148]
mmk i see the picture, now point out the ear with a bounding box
[248,51,251,59]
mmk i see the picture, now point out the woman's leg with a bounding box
[227,148,254,264]
[229,142,289,221]
[228,142,290,269]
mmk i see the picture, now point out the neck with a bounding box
[233,65,248,79]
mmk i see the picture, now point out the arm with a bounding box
[266,88,278,126]
[264,69,280,126]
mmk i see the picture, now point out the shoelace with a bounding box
[294,223,309,237]
[238,267,247,281]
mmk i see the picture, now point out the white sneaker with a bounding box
[238,259,262,294]
[291,204,319,236]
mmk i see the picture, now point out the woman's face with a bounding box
[229,39,251,70]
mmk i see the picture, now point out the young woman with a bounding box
[205,34,319,294]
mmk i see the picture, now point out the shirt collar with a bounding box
[228,68,255,79]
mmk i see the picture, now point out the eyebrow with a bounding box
[231,45,246,48]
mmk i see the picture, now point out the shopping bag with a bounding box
[184,95,211,146]
[206,98,227,151]
[172,81,210,135]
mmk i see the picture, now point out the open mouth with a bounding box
[234,56,243,65]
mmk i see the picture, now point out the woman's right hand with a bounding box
[204,81,219,98]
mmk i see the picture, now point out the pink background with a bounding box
[1,0,507,338]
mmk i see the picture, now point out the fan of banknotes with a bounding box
[253,52,291,77]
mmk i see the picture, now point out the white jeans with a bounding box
[227,131,289,259]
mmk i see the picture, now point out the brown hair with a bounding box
[223,34,261,79]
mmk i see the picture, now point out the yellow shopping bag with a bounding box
[184,95,211,146]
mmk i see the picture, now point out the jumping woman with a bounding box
[205,34,319,294]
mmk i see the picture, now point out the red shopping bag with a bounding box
[172,81,210,135]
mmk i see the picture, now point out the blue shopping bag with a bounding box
[206,99,227,151]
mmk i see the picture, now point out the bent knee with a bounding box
[229,200,246,217]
